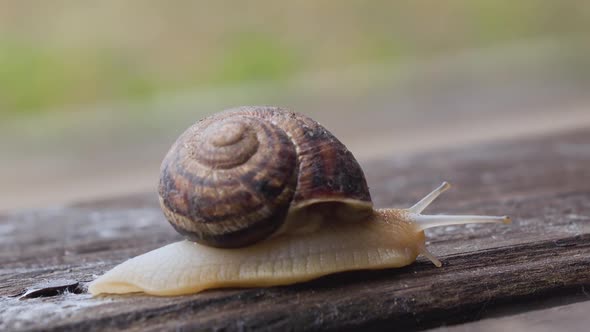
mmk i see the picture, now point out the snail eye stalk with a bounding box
[403,182,510,230]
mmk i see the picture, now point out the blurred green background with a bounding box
[1,0,590,211]
[1,0,588,117]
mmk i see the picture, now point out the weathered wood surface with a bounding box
[1,129,589,331]
[434,300,590,332]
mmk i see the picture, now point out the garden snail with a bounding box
[89,106,510,296]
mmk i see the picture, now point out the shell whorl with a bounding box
[159,106,372,248]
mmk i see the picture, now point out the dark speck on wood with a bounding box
[19,279,83,300]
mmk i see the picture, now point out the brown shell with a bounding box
[158,106,372,248]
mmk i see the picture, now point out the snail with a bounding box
[89,106,510,296]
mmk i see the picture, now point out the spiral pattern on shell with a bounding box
[159,106,372,248]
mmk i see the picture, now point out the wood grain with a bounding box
[433,300,590,332]
[1,129,589,331]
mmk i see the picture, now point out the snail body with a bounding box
[89,106,510,296]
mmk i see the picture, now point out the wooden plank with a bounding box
[0,129,589,331]
[433,300,590,332]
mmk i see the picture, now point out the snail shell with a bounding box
[158,106,372,248]
[89,106,510,296]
